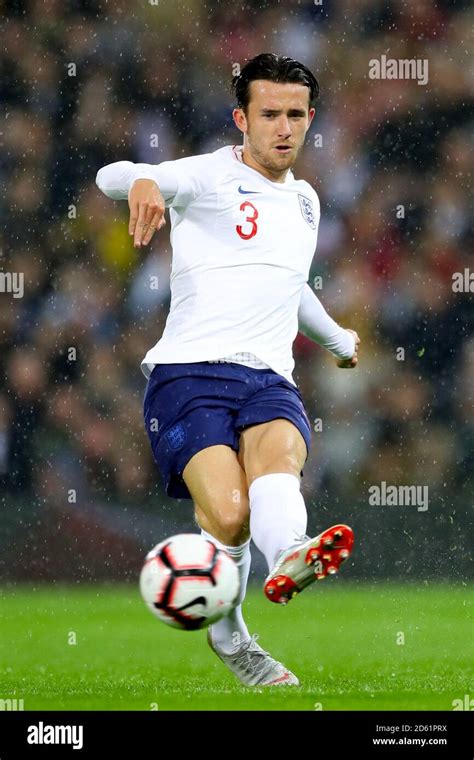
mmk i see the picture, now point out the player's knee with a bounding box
[242,422,306,483]
[214,509,250,546]
[194,501,250,547]
[247,450,303,486]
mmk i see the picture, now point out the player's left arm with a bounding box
[298,283,360,369]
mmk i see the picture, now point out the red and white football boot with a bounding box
[264,524,354,605]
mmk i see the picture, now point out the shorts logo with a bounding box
[165,422,186,451]
[298,194,317,230]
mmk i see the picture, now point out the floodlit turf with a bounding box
[0,583,471,711]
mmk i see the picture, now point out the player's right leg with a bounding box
[183,446,299,686]
[183,445,252,652]
[143,362,298,686]
[183,444,250,547]
[183,444,252,657]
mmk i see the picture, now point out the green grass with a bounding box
[0,583,472,711]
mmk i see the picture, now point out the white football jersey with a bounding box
[96,145,321,386]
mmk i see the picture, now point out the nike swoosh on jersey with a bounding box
[238,185,262,194]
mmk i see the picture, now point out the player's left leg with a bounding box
[239,418,354,604]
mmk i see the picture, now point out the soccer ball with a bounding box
[139,533,240,631]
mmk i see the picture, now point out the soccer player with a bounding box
[96,53,360,687]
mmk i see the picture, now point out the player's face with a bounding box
[233,80,315,181]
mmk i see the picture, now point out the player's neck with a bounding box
[241,147,289,184]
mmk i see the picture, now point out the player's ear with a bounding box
[232,107,247,134]
[308,107,316,127]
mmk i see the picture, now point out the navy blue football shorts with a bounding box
[143,361,312,500]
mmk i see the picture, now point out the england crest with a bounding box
[298,194,317,230]
[165,422,186,451]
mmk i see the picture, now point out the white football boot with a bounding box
[207,628,299,687]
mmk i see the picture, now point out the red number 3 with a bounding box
[236,201,259,240]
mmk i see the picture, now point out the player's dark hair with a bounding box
[231,53,319,112]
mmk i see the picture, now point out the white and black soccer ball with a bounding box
[139,533,240,630]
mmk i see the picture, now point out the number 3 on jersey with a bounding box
[236,201,259,240]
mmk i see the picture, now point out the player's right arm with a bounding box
[96,161,172,248]
[127,179,166,249]
[96,154,213,247]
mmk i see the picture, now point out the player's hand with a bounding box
[128,179,166,248]
[336,329,360,368]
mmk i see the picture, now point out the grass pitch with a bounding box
[0,583,471,711]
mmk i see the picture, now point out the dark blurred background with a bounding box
[0,0,472,583]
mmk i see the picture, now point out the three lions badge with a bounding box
[298,194,317,230]
[165,422,186,451]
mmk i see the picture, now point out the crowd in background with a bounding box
[1,0,472,577]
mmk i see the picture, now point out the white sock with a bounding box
[201,529,252,654]
[249,473,308,571]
